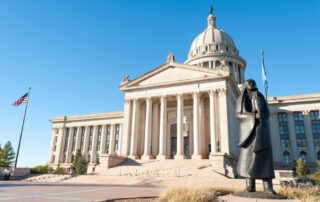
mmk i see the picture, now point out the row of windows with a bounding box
[283,151,320,164]
[278,111,320,148]
[58,125,120,164]
[190,44,238,57]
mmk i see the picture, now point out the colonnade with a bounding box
[50,124,122,165]
[123,88,230,160]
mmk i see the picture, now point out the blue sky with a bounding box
[1,0,319,167]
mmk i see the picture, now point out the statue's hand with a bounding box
[256,113,261,119]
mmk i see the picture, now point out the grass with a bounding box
[160,185,238,202]
[159,184,320,202]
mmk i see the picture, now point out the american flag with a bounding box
[12,93,28,107]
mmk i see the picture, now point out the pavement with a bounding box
[0,181,163,202]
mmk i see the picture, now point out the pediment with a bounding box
[120,62,228,90]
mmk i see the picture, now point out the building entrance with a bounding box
[170,123,190,159]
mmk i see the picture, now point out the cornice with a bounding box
[268,93,320,105]
[50,111,124,123]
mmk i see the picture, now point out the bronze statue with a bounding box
[236,79,276,194]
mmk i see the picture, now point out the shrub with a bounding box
[53,166,67,174]
[296,158,309,180]
[30,165,52,174]
[0,141,16,167]
[277,186,320,202]
[70,149,88,175]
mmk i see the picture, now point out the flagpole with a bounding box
[14,87,31,168]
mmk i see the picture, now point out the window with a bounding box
[106,125,111,153]
[56,128,59,134]
[97,126,102,151]
[299,151,308,162]
[280,139,290,148]
[226,46,229,51]
[314,138,320,147]
[294,112,306,145]
[51,155,55,163]
[115,125,120,151]
[88,126,94,151]
[317,151,320,160]
[53,136,58,151]
[205,46,208,52]
[71,154,75,163]
[72,128,77,152]
[87,154,91,163]
[96,154,100,163]
[216,45,219,50]
[283,151,291,164]
[63,153,67,163]
[64,128,70,152]
[311,111,320,142]
[80,127,85,151]
[297,138,307,147]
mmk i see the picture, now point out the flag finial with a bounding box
[261,50,264,55]
[210,0,213,14]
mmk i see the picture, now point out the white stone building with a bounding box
[48,11,320,175]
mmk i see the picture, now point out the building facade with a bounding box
[48,11,320,174]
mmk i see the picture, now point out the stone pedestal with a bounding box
[95,154,127,173]
[141,155,155,160]
[191,154,204,160]
[128,155,140,160]
[174,154,186,160]
[210,152,238,178]
[156,154,169,160]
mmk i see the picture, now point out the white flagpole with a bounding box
[14,87,31,168]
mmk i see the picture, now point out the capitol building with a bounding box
[47,10,320,176]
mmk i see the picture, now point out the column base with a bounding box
[141,154,155,160]
[156,154,168,160]
[174,154,185,160]
[192,154,204,160]
[128,155,140,160]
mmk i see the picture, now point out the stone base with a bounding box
[174,154,185,160]
[141,155,155,160]
[210,152,238,178]
[128,155,140,160]
[95,154,127,173]
[218,193,295,202]
[191,154,204,160]
[156,154,169,160]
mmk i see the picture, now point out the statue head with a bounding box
[245,79,257,91]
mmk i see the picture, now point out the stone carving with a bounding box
[236,79,276,194]
[183,116,189,137]
[122,75,129,82]
[167,53,175,63]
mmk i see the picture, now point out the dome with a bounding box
[184,12,246,84]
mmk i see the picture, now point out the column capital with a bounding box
[192,91,200,97]
[302,110,310,115]
[176,93,184,99]
[124,98,131,104]
[217,88,227,95]
[208,89,217,96]
[145,96,152,102]
[160,95,167,101]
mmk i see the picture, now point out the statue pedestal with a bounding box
[218,192,294,201]
[210,152,238,178]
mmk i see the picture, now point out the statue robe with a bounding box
[236,89,275,179]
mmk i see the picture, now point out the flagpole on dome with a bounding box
[261,50,268,102]
[14,87,31,168]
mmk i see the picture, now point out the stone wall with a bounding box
[94,154,127,173]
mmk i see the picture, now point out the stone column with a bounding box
[209,90,217,156]
[303,110,316,162]
[152,102,160,156]
[48,128,56,165]
[122,99,132,156]
[108,124,116,155]
[75,127,82,152]
[83,126,90,158]
[287,112,298,160]
[192,91,201,159]
[55,127,65,165]
[142,97,153,159]
[218,88,230,153]
[66,127,74,163]
[157,95,168,159]
[129,99,139,159]
[175,93,185,159]
[116,124,123,155]
[90,126,98,163]
[100,125,107,154]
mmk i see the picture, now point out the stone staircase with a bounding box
[21,174,73,183]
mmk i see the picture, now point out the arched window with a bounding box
[317,151,320,160]
[283,151,291,164]
[215,61,221,67]
[299,151,308,162]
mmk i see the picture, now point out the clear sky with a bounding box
[1,0,319,167]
